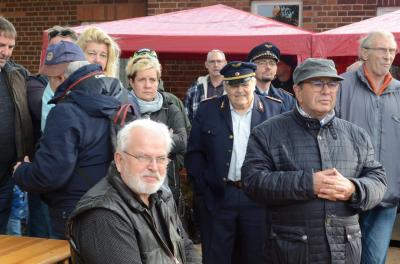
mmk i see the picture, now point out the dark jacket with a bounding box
[242,109,387,263]
[337,67,400,207]
[1,61,34,182]
[26,74,47,145]
[68,163,201,264]
[13,64,125,236]
[185,94,285,212]
[255,84,296,111]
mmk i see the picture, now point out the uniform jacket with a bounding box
[337,67,400,207]
[242,109,387,263]
[14,64,125,230]
[255,84,296,111]
[2,61,34,182]
[185,94,285,212]
[68,163,201,264]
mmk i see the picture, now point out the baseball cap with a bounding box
[39,41,86,77]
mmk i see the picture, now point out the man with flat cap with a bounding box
[242,58,387,264]
[247,42,296,111]
[185,61,285,264]
[13,41,132,238]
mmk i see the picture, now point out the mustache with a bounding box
[138,170,164,181]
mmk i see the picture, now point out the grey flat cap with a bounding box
[293,58,344,84]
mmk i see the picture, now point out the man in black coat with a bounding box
[242,58,387,264]
[185,61,285,264]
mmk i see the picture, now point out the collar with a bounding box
[296,102,335,127]
[363,64,393,95]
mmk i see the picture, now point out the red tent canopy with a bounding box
[46,4,312,61]
[312,10,400,72]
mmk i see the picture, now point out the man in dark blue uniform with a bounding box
[185,61,285,264]
[247,42,296,111]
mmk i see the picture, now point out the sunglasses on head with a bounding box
[132,48,158,59]
[48,29,74,40]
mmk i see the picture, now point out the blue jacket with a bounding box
[14,64,124,212]
[185,94,285,212]
[255,85,295,111]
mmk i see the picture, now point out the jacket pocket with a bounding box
[345,225,362,264]
[266,225,308,264]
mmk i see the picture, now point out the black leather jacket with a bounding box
[242,109,387,263]
[68,163,201,264]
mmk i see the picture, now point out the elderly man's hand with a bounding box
[13,156,31,174]
[313,168,356,201]
[316,168,356,201]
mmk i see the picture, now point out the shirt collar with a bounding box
[296,102,335,127]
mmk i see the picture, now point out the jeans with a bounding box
[0,176,14,234]
[6,218,22,236]
[360,205,398,264]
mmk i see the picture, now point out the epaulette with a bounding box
[279,88,294,97]
[199,96,219,106]
[265,95,282,103]
[202,95,218,102]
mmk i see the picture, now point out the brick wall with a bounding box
[302,0,377,32]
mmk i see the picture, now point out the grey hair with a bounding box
[63,61,89,79]
[359,30,397,58]
[116,119,172,154]
[206,49,226,61]
[0,17,16,39]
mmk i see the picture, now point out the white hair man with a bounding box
[68,119,201,264]
[336,30,400,264]
[13,41,126,238]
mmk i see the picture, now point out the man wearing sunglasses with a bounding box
[337,30,400,264]
[242,58,387,264]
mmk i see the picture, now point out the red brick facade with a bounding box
[1,0,399,99]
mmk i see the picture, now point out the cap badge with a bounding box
[46,52,54,62]
[265,44,272,48]
[232,62,241,68]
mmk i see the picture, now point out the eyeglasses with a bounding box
[254,59,277,67]
[303,80,340,91]
[132,48,158,60]
[363,47,397,56]
[123,151,170,166]
[48,29,75,41]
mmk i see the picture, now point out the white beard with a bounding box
[122,168,166,195]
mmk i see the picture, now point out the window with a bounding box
[377,7,400,16]
[251,1,302,26]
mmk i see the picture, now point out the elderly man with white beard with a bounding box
[68,119,201,264]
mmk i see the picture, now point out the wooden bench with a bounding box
[0,235,70,264]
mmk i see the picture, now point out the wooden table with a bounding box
[0,235,70,264]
